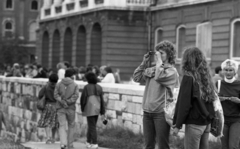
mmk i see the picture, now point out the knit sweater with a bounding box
[133,62,179,113]
[218,80,240,121]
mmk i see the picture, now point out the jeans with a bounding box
[87,115,99,144]
[57,108,75,148]
[143,112,170,149]
[184,124,210,149]
[221,121,240,149]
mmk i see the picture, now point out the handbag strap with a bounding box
[217,80,221,93]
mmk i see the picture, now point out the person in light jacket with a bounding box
[54,68,79,149]
[133,40,179,149]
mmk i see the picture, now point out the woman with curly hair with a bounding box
[173,47,215,149]
[133,40,179,149]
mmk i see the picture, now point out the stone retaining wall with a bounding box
[0,76,145,142]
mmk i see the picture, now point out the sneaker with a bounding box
[86,142,91,148]
[60,145,67,149]
[90,144,98,149]
[46,139,52,144]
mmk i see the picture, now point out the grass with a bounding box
[97,126,222,149]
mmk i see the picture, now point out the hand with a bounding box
[101,115,105,121]
[155,51,163,66]
[173,127,180,136]
[230,97,240,103]
[143,53,151,64]
[60,100,68,108]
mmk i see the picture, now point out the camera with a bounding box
[148,51,155,55]
[103,118,108,125]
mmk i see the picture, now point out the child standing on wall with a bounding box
[80,72,106,149]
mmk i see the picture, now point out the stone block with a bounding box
[132,96,143,103]
[117,116,123,127]
[127,102,136,114]
[124,121,133,130]
[108,93,120,100]
[114,100,124,111]
[111,118,118,127]
[134,103,142,115]
[122,113,133,121]
[122,95,132,102]
[106,100,115,110]
[132,124,141,134]
[106,110,117,119]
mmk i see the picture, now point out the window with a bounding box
[176,25,186,60]
[230,19,240,60]
[3,20,14,38]
[155,27,163,46]
[31,0,38,10]
[196,22,212,60]
[6,0,13,9]
[29,22,38,41]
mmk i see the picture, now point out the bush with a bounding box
[97,126,222,149]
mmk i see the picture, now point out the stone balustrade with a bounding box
[0,76,145,142]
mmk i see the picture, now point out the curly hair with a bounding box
[181,47,215,102]
[155,40,176,65]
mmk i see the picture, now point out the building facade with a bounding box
[38,0,240,80]
[0,0,42,64]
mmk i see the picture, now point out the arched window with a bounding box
[6,0,13,9]
[230,19,240,60]
[29,22,38,41]
[5,22,12,30]
[155,27,163,46]
[31,0,38,10]
[3,20,14,38]
[196,22,212,60]
[176,25,186,60]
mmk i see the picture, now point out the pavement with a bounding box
[22,141,109,149]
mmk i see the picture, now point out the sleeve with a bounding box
[80,86,87,112]
[54,83,61,101]
[173,75,193,129]
[132,62,147,83]
[66,85,79,105]
[101,74,111,83]
[38,86,45,99]
[154,66,178,86]
[100,91,106,115]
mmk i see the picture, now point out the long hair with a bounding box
[181,47,215,102]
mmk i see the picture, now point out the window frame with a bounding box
[196,22,212,61]
[230,18,240,61]
[176,25,186,62]
[2,19,14,38]
[30,0,39,11]
[5,0,14,10]
[154,27,163,46]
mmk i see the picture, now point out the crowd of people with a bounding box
[0,62,121,84]
[1,40,240,149]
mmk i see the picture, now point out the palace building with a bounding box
[0,0,42,64]
[38,0,239,80]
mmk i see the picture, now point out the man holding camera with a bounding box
[133,40,179,149]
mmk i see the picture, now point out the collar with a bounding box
[224,77,236,83]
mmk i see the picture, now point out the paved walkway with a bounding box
[22,141,109,149]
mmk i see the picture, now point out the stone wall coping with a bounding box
[0,76,145,96]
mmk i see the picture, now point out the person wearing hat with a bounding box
[133,40,179,149]
[54,68,79,149]
[217,59,240,149]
